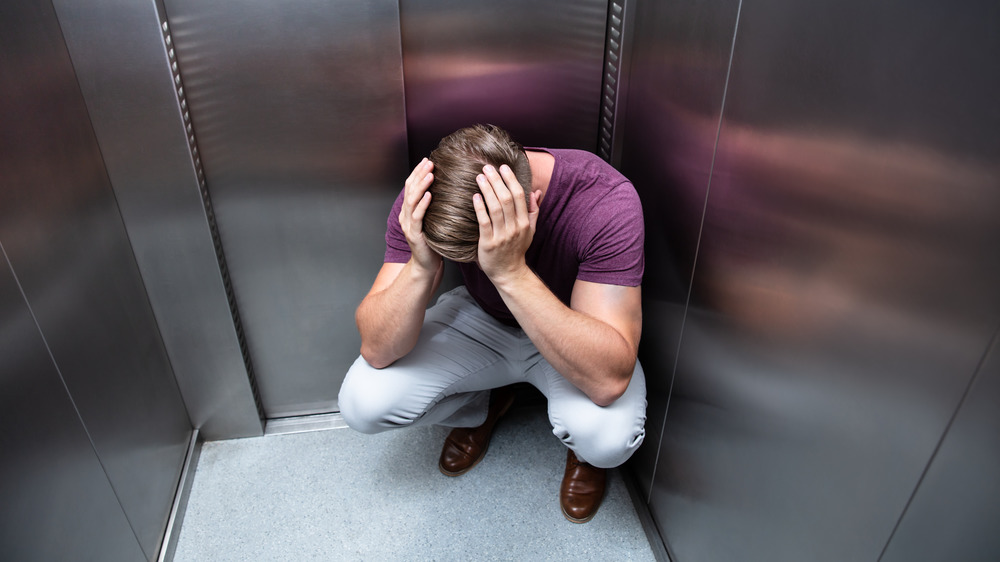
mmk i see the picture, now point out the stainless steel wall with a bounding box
[52,0,263,440]
[53,0,262,440]
[400,0,609,162]
[622,0,1000,559]
[0,1,192,558]
[149,0,612,419]
[881,328,1000,561]
[620,0,741,497]
[0,249,145,561]
[162,0,410,418]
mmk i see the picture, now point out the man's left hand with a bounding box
[472,164,541,285]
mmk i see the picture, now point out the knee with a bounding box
[338,373,383,434]
[338,387,385,435]
[338,358,416,434]
[553,412,645,469]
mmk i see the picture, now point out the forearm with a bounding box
[356,260,440,368]
[493,268,636,406]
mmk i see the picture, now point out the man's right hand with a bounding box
[399,157,442,275]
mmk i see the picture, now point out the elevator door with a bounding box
[163,0,610,418]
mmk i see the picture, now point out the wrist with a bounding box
[408,256,440,282]
[489,262,533,292]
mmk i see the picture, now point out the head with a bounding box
[423,124,532,262]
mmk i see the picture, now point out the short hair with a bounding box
[423,124,532,262]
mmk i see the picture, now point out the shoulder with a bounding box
[581,183,643,239]
[550,148,619,170]
[549,150,630,192]
[556,151,640,212]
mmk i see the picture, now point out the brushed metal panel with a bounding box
[618,0,741,500]
[400,0,608,162]
[0,2,191,557]
[0,246,145,562]
[163,0,409,417]
[52,0,264,440]
[644,0,1000,559]
[881,329,1000,561]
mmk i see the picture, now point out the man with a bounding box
[339,124,646,523]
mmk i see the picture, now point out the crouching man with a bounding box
[339,124,647,523]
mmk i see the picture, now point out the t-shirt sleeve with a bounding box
[576,182,645,286]
[384,189,411,263]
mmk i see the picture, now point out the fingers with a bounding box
[405,157,434,189]
[478,164,527,233]
[476,171,502,226]
[498,164,528,219]
[527,190,540,232]
[412,191,432,223]
[400,159,435,247]
[472,192,492,240]
[404,158,434,211]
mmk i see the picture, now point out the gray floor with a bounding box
[173,405,656,561]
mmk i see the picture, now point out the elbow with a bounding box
[590,374,631,407]
[591,384,626,407]
[360,345,394,370]
[359,333,415,369]
[589,359,635,407]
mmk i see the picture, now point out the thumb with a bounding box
[527,190,540,231]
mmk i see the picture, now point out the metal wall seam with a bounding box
[156,11,265,422]
[0,238,147,557]
[877,323,1000,561]
[645,0,745,509]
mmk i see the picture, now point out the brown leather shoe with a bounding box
[438,386,516,476]
[560,449,607,523]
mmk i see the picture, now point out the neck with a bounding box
[525,149,555,201]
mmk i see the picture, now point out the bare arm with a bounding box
[498,273,641,406]
[356,260,443,368]
[473,164,641,406]
[356,158,444,368]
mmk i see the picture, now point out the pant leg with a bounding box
[525,347,647,469]
[338,287,522,434]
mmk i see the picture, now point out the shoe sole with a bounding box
[437,392,515,477]
[561,504,599,524]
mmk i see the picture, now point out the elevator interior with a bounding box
[2,0,998,560]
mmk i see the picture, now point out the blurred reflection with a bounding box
[640,104,1000,561]
[401,0,607,161]
[619,0,1000,558]
[701,124,1000,345]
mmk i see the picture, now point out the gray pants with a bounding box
[338,286,647,468]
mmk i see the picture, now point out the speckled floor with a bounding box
[173,404,656,561]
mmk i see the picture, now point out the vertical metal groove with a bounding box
[598,0,626,162]
[156,16,265,421]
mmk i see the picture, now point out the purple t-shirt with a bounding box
[384,148,644,325]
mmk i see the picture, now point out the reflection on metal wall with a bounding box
[620,0,741,497]
[400,0,608,162]
[163,0,409,417]
[0,1,191,557]
[882,328,1000,561]
[0,247,145,561]
[52,0,263,440]
[623,0,1000,558]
